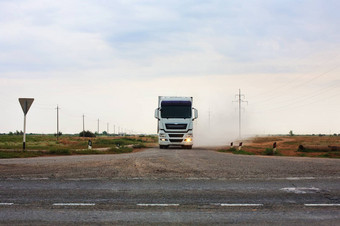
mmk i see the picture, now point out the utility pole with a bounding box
[56,105,60,142]
[234,89,248,138]
[208,108,211,129]
[97,118,100,134]
[82,114,85,137]
[107,123,109,134]
[114,125,115,134]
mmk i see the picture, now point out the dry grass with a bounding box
[0,135,157,158]
[237,135,340,158]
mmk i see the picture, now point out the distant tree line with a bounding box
[2,131,134,137]
[288,130,340,137]
[8,130,24,135]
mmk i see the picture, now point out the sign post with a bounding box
[19,98,34,151]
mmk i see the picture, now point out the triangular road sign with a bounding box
[19,98,34,115]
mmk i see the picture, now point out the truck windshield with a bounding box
[161,101,192,118]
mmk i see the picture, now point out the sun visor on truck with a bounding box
[161,101,191,106]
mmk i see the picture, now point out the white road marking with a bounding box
[305,204,340,207]
[186,177,211,180]
[280,187,320,194]
[65,178,105,181]
[215,204,263,207]
[137,204,180,207]
[3,202,340,207]
[285,177,315,180]
[19,177,49,180]
[52,203,95,206]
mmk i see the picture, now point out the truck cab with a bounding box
[154,96,198,149]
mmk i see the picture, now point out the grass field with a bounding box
[218,135,340,158]
[0,134,157,158]
[2,134,339,159]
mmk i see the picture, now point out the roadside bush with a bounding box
[79,131,96,137]
[264,148,282,156]
[54,132,62,137]
[297,145,325,153]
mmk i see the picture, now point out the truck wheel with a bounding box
[182,145,192,149]
[160,145,168,149]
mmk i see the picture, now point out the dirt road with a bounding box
[0,147,339,180]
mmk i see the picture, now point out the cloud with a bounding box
[0,0,339,136]
[1,0,339,78]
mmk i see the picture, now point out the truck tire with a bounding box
[160,145,169,149]
[182,145,192,149]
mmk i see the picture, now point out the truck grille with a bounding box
[165,124,187,130]
[168,134,184,138]
[169,139,183,143]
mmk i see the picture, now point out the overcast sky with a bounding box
[1,0,339,143]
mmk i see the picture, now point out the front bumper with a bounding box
[159,136,193,146]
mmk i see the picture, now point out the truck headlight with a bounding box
[159,133,166,138]
[184,132,192,142]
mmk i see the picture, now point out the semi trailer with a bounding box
[154,96,198,149]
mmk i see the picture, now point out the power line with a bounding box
[251,50,340,100]
[253,78,340,113]
[254,65,339,106]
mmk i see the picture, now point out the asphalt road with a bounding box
[0,147,339,225]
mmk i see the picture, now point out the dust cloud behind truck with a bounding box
[154,96,198,149]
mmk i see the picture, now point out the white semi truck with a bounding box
[154,96,198,149]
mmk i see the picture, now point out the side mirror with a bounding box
[193,108,198,120]
[154,108,159,119]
